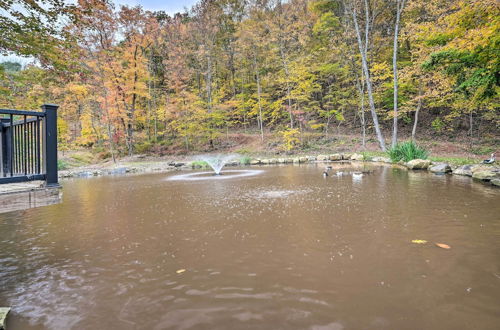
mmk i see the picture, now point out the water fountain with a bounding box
[167,154,263,181]
[196,154,238,175]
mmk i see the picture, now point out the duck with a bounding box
[352,172,363,179]
[322,170,329,177]
[482,153,495,164]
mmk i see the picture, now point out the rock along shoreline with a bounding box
[59,153,500,188]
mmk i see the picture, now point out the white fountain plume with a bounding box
[195,154,239,175]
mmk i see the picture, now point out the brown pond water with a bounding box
[1,163,499,330]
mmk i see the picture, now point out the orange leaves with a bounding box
[435,243,451,249]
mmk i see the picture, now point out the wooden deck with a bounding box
[0,181,61,214]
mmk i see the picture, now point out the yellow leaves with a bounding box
[279,128,301,152]
[411,239,451,249]
[176,269,186,274]
[371,62,392,83]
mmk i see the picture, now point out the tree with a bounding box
[391,0,407,147]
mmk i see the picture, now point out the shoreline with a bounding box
[58,152,500,188]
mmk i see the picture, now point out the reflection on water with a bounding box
[1,164,499,329]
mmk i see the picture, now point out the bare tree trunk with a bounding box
[469,110,474,150]
[325,116,331,139]
[391,0,406,148]
[360,81,366,149]
[103,89,116,164]
[206,52,212,110]
[411,83,422,142]
[276,0,294,128]
[350,2,387,151]
[254,55,264,142]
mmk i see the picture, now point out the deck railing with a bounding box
[0,104,58,186]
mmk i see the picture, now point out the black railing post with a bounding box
[42,104,59,186]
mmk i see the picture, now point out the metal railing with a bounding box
[0,104,59,186]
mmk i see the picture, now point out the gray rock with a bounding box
[250,159,261,165]
[342,153,352,160]
[429,163,452,174]
[453,165,473,176]
[406,159,431,170]
[350,153,364,161]
[472,170,498,181]
[317,154,328,161]
[299,157,308,163]
[307,155,317,161]
[491,178,500,186]
[329,154,342,161]
[111,167,127,175]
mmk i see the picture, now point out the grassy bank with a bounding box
[57,132,496,171]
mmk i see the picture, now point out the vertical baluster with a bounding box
[9,114,13,176]
[28,120,32,174]
[15,123,19,174]
[23,115,27,175]
[36,117,41,174]
[30,121,35,174]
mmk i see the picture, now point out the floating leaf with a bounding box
[435,243,450,249]
[412,239,427,244]
[176,269,186,274]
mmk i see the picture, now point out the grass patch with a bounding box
[58,159,70,170]
[191,160,209,168]
[361,150,386,161]
[69,151,95,165]
[429,156,477,166]
[240,155,252,165]
[388,141,429,162]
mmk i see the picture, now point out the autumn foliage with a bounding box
[0,0,498,156]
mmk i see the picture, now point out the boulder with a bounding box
[453,165,473,176]
[299,157,308,163]
[472,170,498,181]
[429,163,452,174]
[292,158,300,163]
[307,155,317,161]
[350,153,364,161]
[491,178,500,187]
[329,154,342,161]
[269,159,277,164]
[471,164,494,174]
[250,159,261,165]
[406,159,431,170]
[317,155,328,161]
[342,153,352,160]
[261,159,270,165]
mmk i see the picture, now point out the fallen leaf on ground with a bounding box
[176,269,186,274]
[435,243,450,249]
[412,239,427,244]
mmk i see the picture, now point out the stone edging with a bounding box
[58,153,499,187]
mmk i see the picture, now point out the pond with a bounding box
[1,163,499,329]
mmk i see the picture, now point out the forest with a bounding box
[0,0,498,159]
